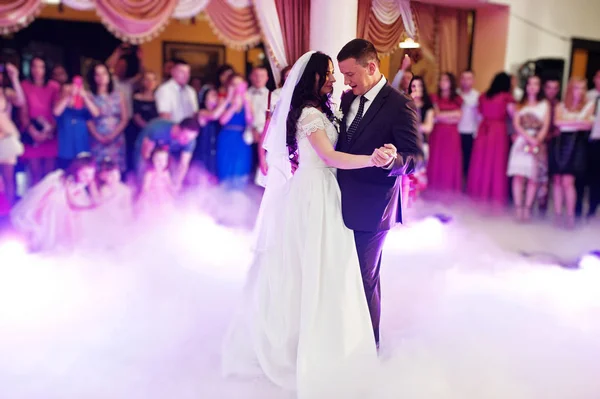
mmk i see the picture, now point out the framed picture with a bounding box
[163,41,226,83]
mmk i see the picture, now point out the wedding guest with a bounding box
[467,72,515,209]
[215,64,234,100]
[458,70,480,181]
[106,43,144,118]
[256,65,292,184]
[248,66,272,183]
[50,64,69,87]
[0,63,26,205]
[156,59,198,123]
[134,116,200,190]
[428,72,463,194]
[271,65,293,102]
[248,67,271,143]
[190,77,203,93]
[162,60,174,82]
[391,54,412,93]
[585,70,600,218]
[538,77,562,216]
[136,146,176,221]
[95,157,133,225]
[406,75,434,201]
[549,77,594,228]
[130,71,159,170]
[507,76,550,222]
[86,63,128,171]
[196,86,223,177]
[10,153,98,252]
[217,74,254,189]
[21,55,61,184]
[53,76,100,169]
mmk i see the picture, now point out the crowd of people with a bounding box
[393,59,600,229]
[0,40,598,251]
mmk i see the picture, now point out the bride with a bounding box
[222,51,394,397]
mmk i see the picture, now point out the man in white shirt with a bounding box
[247,67,271,142]
[155,59,199,123]
[457,70,480,182]
[248,66,273,185]
[585,70,600,218]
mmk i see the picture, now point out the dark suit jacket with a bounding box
[336,84,422,232]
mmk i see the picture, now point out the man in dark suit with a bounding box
[336,39,422,347]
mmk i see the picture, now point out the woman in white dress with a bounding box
[0,63,26,206]
[222,51,392,398]
[507,76,550,221]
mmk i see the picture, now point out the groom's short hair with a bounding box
[337,39,380,67]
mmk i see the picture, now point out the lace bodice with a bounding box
[296,107,338,168]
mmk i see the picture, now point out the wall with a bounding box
[37,5,246,78]
[470,4,509,92]
[491,0,600,78]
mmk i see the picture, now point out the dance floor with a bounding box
[1,193,599,399]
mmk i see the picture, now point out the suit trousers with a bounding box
[354,229,389,345]
[587,140,600,217]
[575,137,600,217]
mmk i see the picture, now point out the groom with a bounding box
[336,39,422,346]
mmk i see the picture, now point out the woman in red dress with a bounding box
[21,56,61,185]
[428,72,463,195]
[467,72,515,207]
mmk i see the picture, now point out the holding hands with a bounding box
[370,143,397,167]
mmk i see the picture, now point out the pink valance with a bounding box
[0,0,43,35]
[95,0,179,44]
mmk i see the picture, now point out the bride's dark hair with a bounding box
[286,52,333,158]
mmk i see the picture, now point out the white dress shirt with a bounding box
[248,86,271,132]
[457,89,480,135]
[155,79,199,123]
[346,76,388,126]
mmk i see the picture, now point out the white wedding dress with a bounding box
[222,107,378,397]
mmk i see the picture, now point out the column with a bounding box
[310,0,359,104]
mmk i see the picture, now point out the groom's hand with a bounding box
[381,144,398,169]
[372,148,393,167]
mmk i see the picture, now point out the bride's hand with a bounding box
[370,148,393,167]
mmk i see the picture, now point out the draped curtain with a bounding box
[373,1,471,92]
[357,0,416,56]
[274,0,311,66]
[172,0,210,19]
[95,0,179,43]
[0,0,43,34]
[204,0,262,50]
[253,0,288,83]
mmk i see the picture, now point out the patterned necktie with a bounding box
[347,96,368,142]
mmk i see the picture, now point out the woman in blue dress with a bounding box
[217,75,254,189]
[53,77,100,168]
[195,85,221,178]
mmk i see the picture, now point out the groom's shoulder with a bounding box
[387,86,413,105]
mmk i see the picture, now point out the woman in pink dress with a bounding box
[428,72,463,195]
[21,56,61,185]
[405,76,434,206]
[467,72,515,207]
